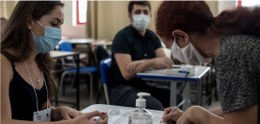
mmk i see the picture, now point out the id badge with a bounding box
[33,108,51,122]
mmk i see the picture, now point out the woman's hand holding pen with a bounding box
[162,106,183,123]
[162,98,188,123]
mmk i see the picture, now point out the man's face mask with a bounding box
[131,14,151,32]
[31,20,61,53]
[170,38,211,65]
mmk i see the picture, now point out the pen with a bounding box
[170,98,187,114]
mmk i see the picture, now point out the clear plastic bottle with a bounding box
[128,92,152,124]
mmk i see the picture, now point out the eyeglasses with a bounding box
[134,9,150,15]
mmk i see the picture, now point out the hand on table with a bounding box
[52,106,82,121]
[161,106,183,124]
[73,111,108,124]
[152,57,173,69]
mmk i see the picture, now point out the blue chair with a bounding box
[59,42,73,51]
[58,41,97,103]
[97,58,111,104]
[59,41,87,61]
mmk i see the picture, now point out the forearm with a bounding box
[133,59,155,72]
[186,106,224,124]
[51,107,63,121]
[132,57,171,71]
[41,101,63,121]
[115,53,171,80]
[123,59,155,79]
[210,107,223,117]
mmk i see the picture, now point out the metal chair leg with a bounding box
[96,83,102,103]
[89,73,93,103]
[60,71,69,96]
[103,84,110,104]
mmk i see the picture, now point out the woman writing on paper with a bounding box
[156,1,260,124]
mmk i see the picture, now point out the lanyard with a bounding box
[24,62,49,111]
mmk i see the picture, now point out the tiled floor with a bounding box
[53,80,220,111]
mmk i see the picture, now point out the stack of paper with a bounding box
[108,108,163,124]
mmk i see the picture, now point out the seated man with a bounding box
[108,1,173,110]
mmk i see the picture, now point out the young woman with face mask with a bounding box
[156,1,260,124]
[1,1,108,124]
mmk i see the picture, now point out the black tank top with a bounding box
[1,51,49,121]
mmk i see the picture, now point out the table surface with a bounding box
[50,50,79,58]
[137,65,210,81]
[81,104,163,124]
[64,38,95,44]
[136,65,210,109]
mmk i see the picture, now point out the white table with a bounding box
[60,38,97,66]
[63,38,95,44]
[50,51,79,58]
[136,65,210,110]
[81,104,163,124]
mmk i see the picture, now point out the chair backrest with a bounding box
[59,41,73,51]
[95,45,111,65]
[58,41,76,65]
[99,58,111,84]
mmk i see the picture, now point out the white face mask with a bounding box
[170,39,211,65]
[131,14,150,31]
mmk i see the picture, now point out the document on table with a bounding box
[108,108,163,124]
[138,65,197,76]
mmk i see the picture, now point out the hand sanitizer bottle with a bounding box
[128,92,153,124]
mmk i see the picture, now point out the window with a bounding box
[72,0,87,26]
[240,0,260,7]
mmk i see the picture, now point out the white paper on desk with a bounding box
[142,65,197,76]
[108,108,163,124]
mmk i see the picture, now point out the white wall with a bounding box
[0,1,239,40]
[61,1,86,39]
[218,1,237,13]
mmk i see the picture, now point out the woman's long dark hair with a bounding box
[155,1,260,39]
[1,1,64,97]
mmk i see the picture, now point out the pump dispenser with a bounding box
[128,92,152,124]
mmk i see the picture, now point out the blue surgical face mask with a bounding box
[32,20,61,53]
